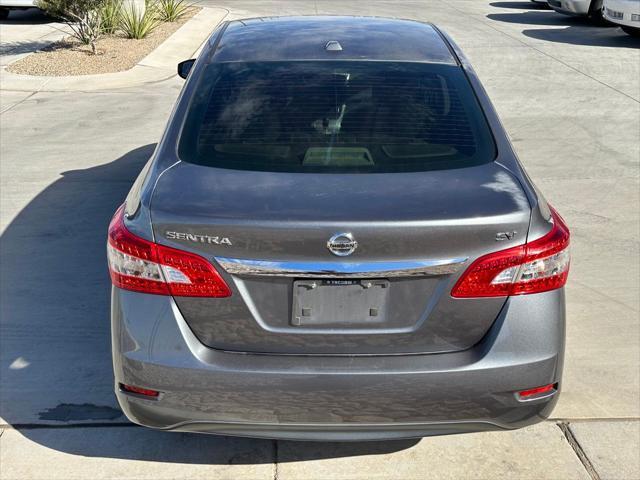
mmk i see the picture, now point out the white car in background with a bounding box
[603,0,640,35]
[0,0,37,19]
[547,0,605,21]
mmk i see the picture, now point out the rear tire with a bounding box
[0,8,10,20]
[588,0,606,24]
[621,26,640,37]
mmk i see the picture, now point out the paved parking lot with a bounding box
[1,1,639,478]
[0,9,67,68]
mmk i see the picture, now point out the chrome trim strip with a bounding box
[215,257,468,278]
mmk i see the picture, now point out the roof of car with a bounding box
[209,16,458,65]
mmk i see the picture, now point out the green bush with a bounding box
[156,0,189,22]
[100,0,122,34]
[119,1,160,39]
[37,0,107,53]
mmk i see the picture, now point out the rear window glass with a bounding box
[179,61,496,173]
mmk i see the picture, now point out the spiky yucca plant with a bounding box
[118,0,160,39]
[156,0,190,22]
[100,0,123,34]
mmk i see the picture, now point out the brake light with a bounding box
[451,207,570,298]
[107,205,231,297]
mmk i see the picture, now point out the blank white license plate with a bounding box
[291,279,390,327]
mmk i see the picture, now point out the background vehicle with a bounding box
[108,16,570,441]
[603,0,640,35]
[0,0,37,19]
[547,0,605,21]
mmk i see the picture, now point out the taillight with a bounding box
[451,207,570,298]
[107,205,231,297]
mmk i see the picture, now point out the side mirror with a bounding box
[177,59,195,79]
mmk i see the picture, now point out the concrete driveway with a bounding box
[0,9,68,68]
[0,1,638,479]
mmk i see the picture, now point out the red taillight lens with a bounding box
[107,205,231,297]
[451,207,570,298]
[119,383,160,398]
[517,383,557,400]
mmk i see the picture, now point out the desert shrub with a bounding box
[119,0,160,39]
[156,0,189,22]
[37,0,106,54]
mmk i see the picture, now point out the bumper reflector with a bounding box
[605,8,624,19]
[517,383,558,400]
[120,383,160,398]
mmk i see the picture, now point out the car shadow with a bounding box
[487,10,599,26]
[0,39,60,57]
[15,426,421,464]
[522,24,640,47]
[489,1,551,9]
[486,9,639,47]
[0,143,419,464]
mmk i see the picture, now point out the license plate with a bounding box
[291,279,390,327]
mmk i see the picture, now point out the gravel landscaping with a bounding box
[7,7,200,76]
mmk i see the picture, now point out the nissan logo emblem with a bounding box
[327,233,358,257]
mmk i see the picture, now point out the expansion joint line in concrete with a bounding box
[558,421,601,480]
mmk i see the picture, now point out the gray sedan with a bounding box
[107,16,571,441]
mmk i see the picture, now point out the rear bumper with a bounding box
[603,0,640,27]
[0,0,37,7]
[547,0,591,14]
[115,416,554,442]
[112,288,565,441]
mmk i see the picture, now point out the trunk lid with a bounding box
[150,161,530,355]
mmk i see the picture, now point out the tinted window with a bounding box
[179,62,496,173]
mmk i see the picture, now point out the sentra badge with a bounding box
[166,231,232,246]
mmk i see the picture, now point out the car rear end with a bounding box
[108,17,569,440]
[603,0,640,33]
[547,0,592,15]
[0,0,37,18]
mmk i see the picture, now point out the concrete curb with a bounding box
[0,7,228,92]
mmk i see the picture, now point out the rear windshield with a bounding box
[179,61,496,173]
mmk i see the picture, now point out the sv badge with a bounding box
[495,231,517,241]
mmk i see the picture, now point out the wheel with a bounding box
[621,26,640,37]
[0,8,9,20]
[588,0,606,24]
